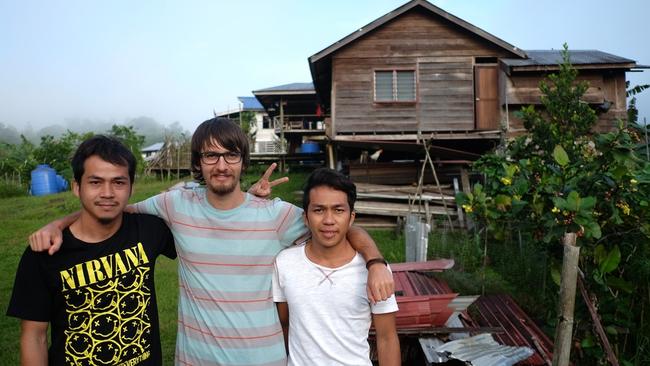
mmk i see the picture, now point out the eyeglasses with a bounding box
[200,151,242,165]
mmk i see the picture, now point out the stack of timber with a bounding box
[349,162,471,186]
[351,182,461,228]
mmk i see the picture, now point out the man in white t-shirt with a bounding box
[273,168,400,365]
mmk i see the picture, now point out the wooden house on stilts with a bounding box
[298,0,643,227]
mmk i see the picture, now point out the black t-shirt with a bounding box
[7,213,176,366]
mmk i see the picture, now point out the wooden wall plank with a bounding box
[504,73,605,104]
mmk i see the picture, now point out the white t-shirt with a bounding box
[272,245,398,366]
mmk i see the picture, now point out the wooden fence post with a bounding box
[552,232,579,366]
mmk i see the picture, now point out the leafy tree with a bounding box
[239,111,257,152]
[626,82,649,125]
[32,131,91,180]
[108,124,145,175]
[0,136,36,185]
[458,44,650,364]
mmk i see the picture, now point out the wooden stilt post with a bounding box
[326,143,335,170]
[552,232,580,366]
[279,98,286,173]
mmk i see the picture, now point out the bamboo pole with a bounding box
[552,232,579,366]
[423,140,454,228]
[578,277,619,366]
[643,117,650,161]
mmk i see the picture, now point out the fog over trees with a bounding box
[0,117,189,145]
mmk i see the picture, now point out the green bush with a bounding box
[457,45,650,364]
[0,182,28,198]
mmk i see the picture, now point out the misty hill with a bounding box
[0,116,189,145]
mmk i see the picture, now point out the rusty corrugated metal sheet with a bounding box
[391,261,458,329]
[391,259,455,273]
[394,270,453,297]
[468,294,554,366]
[388,262,554,365]
[396,294,458,328]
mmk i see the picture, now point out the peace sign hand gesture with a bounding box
[248,163,289,198]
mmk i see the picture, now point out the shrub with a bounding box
[457,44,650,364]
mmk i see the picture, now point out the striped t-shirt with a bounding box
[134,187,307,366]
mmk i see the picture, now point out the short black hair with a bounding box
[71,135,137,184]
[190,117,250,184]
[302,168,356,212]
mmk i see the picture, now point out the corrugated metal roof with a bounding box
[388,262,554,365]
[468,294,554,366]
[391,259,455,272]
[142,142,164,152]
[394,270,453,297]
[237,96,264,111]
[420,333,534,366]
[396,294,457,328]
[391,261,458,328]
[449,296,479,312]
[253,82,315,94]
[502,50,635,67]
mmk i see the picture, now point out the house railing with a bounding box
[272,114,328,132]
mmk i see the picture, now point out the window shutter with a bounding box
[396,71,415,101]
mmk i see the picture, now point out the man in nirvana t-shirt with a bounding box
[7,136,175,365]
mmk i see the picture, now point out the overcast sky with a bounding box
[1,0,648,133]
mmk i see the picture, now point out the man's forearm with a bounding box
[20,323,48,366]
[347,226,394,302]
[347,226,382,260]
[276,303,290,355]
[374,314,400,366]
[54,211,80,230]
[377,334,401,366]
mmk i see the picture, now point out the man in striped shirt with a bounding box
[30,118,394,365]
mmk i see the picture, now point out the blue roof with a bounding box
[142,142,164,152]
[237,96,264,111]
[253,82,315,93]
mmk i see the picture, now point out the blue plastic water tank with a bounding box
[31,164,58,196]
[301,141,320,154]
[55,174,69,192]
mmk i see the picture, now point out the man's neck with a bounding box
[69,213,123,243]
[305,239,357,268]
[206,188,246,210]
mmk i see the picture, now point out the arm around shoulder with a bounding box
[20,320,48,366]
[29,211,80,255]
[346,226,395,303]
[346,226,381,260]
[276,302,290,355]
